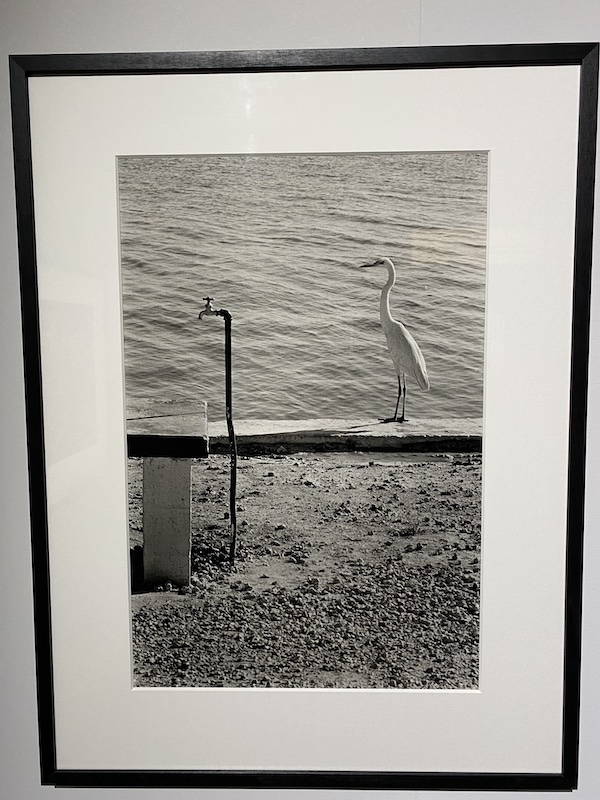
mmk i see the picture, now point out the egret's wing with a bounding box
[383,320,430,390]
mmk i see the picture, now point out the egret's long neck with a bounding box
[380,263,396,323]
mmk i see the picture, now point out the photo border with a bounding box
[9,42,599,791]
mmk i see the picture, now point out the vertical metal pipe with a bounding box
[198,298,238,563]
[221,310,238,563]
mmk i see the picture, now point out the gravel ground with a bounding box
[129,451,481,689]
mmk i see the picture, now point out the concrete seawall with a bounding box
[208,417,482,455]
[127,405,482,455]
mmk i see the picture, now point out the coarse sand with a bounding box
[129,451,481,689]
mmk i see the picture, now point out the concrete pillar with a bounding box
[142,457,191,587]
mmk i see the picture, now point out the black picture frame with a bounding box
[9,42,598,791]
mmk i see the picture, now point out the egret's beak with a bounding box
[359,260,378,268]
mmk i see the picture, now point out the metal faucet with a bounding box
[198,296,218,319]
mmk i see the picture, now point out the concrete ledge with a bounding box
[127,402,208,458]
[128,401,208,436]
[208,418,482,455]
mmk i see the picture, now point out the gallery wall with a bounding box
[1,2,600,799]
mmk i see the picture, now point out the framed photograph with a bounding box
[10,43,598,790]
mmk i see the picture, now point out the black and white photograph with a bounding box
[122,150,487,690]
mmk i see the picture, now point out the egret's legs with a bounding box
[399,374,406,423]
[382,375,406,423]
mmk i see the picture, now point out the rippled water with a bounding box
[118,151,487,422]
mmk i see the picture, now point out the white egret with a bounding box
[360,257,430,423]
